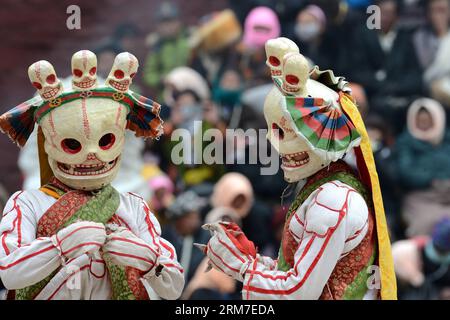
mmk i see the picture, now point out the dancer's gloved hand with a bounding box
[203,221,257,282]
[103,227,159,272]
[51,221,107,261]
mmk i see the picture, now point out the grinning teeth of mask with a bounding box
[57,158,117,176]
[109,79,129,91]
[280,151,310,168]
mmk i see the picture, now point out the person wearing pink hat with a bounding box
[238,7,281,88]
[242,6,281,50]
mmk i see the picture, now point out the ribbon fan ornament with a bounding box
[284,94,361,162]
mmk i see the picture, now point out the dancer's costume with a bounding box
[202,37,397,299]
[0,51,184,299]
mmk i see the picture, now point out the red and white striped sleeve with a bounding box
[242,184,368,300]
[131,194,184,300]
[0,191,61,289]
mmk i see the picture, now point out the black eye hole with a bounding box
[99,133,116,150]
[272,123,285,140]
[61,138,82,154]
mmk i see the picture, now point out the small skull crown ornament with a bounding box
[71,50,98,91]
[106,52,138,93]
[28,60,64,101]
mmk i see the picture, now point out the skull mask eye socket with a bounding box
[73,69,83,77]
[272,123,285,140]
[46,74,56,84]
[32,82,42,90]
[99,133,116,150]
[113,70,124,79]
[61,138,82,154]
[269,56,280,67]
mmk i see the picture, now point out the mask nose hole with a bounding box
[272,123,285,140]
[86,153,98,161]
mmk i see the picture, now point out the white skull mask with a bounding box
[106,52,138,92]
[71,50,98,90]
[265,37,299,77]
[264,65,342,182]
[28,60,64,101]
[39,98,128,190]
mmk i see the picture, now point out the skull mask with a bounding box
[28,61,64,101]
[39,98,128,190]
[71,50,98,90]
[264,52,343,182]
[106,52,138,92]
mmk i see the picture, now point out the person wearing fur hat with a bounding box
[397,98,450,237]
[0,51,184,300]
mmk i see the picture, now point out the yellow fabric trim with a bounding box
[340,93,397,300]
[38,187,61,200]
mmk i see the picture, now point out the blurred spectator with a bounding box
[228,84,287,202]
[182,207,243,300]
[212,68,243,122]
[147,172,175,224]
[366,114,403,239]
[159,67,225,188]
[143,2,190,98]
[163,66,210,108]
[348,83,370,117]
[346,0,373,11]
[162,191,210,282]
[189,9,242,84]
[236,6,280,88]
[396,98,450,236]
[242,6,280,50]
[351,0,423,131]
[293,5,329,67]
[227,0,306,38]
[211,172,274,252]
[311,0,366,76]
[393,218,450,299]
[414,0,450,108]
[210,173,254,220]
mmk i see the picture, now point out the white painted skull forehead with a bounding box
[28,60,64,101]
[106,52,138,92]
[71,50,98,91]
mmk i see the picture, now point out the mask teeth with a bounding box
[57,158,118,176]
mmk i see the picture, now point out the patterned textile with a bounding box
[0,97,40,147]
[276,160,376,299]
[285,96,361,161]
[126,92,163,139]
[0,88,163,147]
[16,178,148,300]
